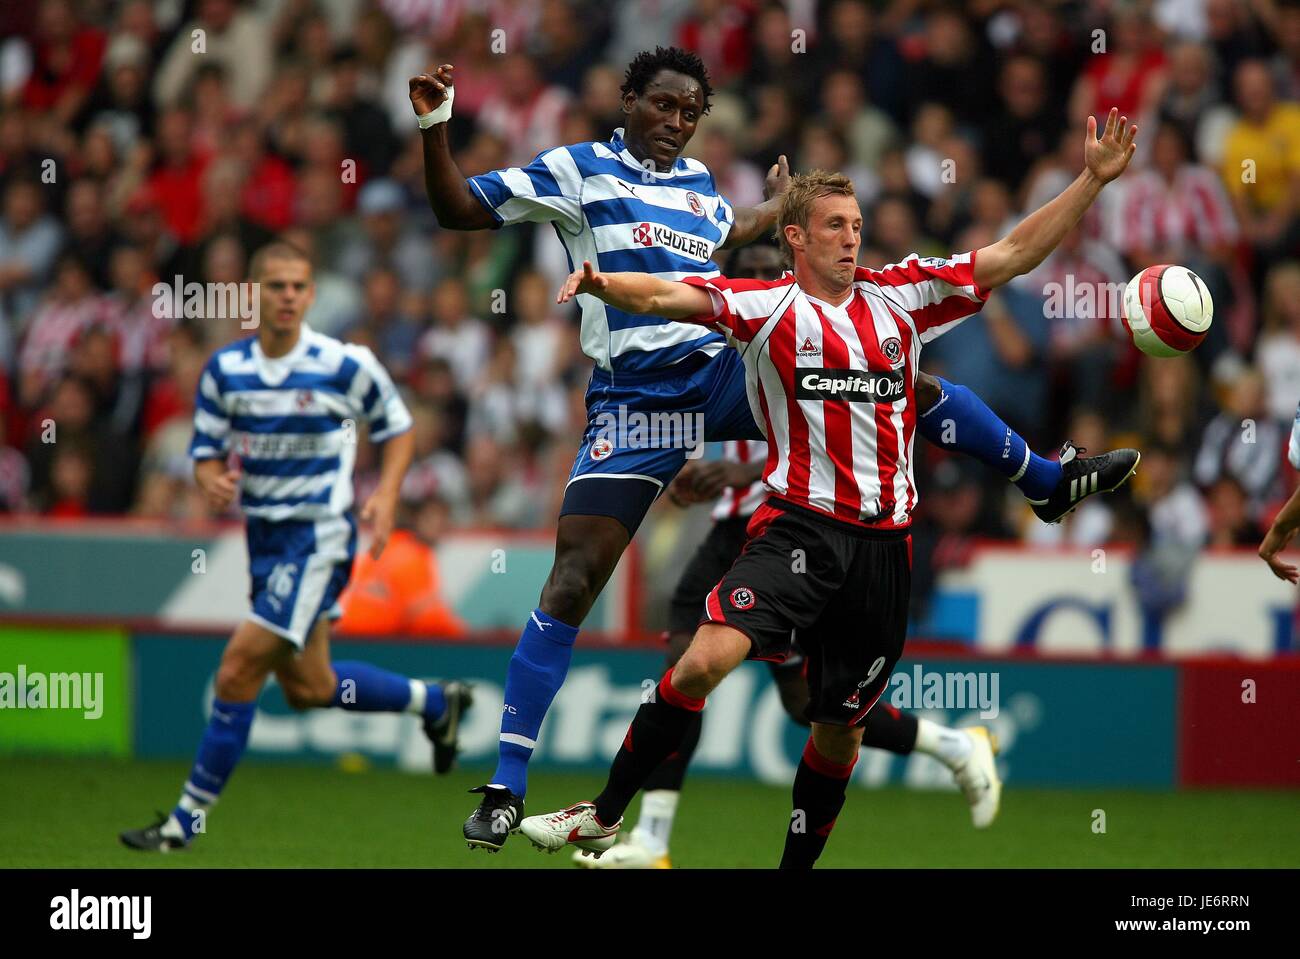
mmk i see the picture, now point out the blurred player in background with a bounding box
[411,47,1133,851]
[582,242,1000,869]
[120,242,472,852]
[521,108,1140,866]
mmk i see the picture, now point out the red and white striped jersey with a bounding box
[682,253,988,530]
[710,439,769,520]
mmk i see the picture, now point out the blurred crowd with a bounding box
[1,0,1298,616]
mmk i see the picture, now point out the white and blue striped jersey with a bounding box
[469,128,736,374]
[189,326,413,522]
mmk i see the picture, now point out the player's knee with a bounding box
[916,371,941,414]
[539,554,604,623]
[280,684,311,711]
[813,724,864,764]
[281,676,335,711]
[283,688,330,711]
[215,650,269,701]
[673,646,729,695]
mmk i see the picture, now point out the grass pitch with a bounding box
[3,756,1296,868]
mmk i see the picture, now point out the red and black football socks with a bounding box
[779,737,858,870]
[641,708,703,792]
[593,669,704,827]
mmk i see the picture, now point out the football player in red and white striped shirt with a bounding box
[582,246,1002,869]
[522,110,1141,867]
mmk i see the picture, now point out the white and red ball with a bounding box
[1122,264,1213,357]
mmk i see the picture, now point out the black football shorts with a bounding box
[669,515,751,636]
[701,498,911,727]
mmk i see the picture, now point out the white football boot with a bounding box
[952,726,1002,828]
[572,831,671,869]
[519,802,620,856]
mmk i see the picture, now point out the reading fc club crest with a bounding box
[730,586,755,610]
[880,337,903,367]
[295,388,314,410]
[686,192,703,216]
[590,437,614,461]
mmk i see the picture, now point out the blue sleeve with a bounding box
[467,146,585,234]
[189,355,230,460]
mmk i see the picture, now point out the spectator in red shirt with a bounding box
[144,108,210,245]
[20,0,107,126]
[1069,7,1167,126]
[231,122,297,232]
[676,0,753,88]
[44,440,93,518]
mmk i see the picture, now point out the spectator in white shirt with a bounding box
[419,276,490,393]
[1194,366,1284,515]
[152,0,272,111]
[0,179,64,346]
[1256,261,1300,422]
[1141,443,1210,549]
[509,269,573,392]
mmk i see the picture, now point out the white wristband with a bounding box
[417,85,454,129]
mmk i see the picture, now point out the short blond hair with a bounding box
[249,240,312,282]
[776,171,856,261]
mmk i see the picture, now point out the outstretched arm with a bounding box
[721,155,790,249]
[410,65,497,230]
[974,109,1137,291]
[1260,485,1300,583]
[556,261,714,320]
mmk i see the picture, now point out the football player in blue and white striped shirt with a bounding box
[120,242,472,852]
[412,47,1108,849]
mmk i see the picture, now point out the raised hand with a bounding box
[667,462,709,506]
[557,261,609,304]
[764,154,791,200]
[409,63,454,116]
[1085,107,1137,185]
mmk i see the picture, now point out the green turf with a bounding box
[3,756,1296,868]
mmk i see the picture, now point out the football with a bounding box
[1122,264,1214,357]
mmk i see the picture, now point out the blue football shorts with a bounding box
[562,348,764,534]
[245,513,357,648]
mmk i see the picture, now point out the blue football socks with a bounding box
[492,609,579,796]
[330,660,445,720]
[917,376,1061,502]
[171,698,256,840]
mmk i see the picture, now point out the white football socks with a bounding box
[406,679,427,716]
[914,718,974,768]
[631,789,679,856]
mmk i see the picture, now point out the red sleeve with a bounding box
[855,252,989,343]
[679,274,794,342]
